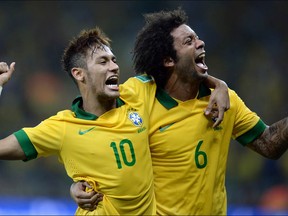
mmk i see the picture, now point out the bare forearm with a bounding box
[0,135,26,160]
[204,75,227,89]
[247,117,288,159]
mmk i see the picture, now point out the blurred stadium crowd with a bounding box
[0,0,288,213]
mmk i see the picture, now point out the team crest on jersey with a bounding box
[128,111,143,127]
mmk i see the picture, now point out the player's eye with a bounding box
[185,37,192,44]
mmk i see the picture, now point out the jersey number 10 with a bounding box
[110,139,136,169]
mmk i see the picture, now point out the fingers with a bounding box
[78,192,103,211]
[205,99,219,116]
[5,62,15,80]
[0,62,15,87]
[204,103,213,116]
[212,107,224,128]
[9,62,16,74]
[80,203,97,211]
[205,106,225,128]
[0,62,15,72]
[82,181,93,189]
[206,83,230,127]
[205,101,229,115]
[205,99,230,128]
[70,181,103,212]
[91,193,103,208]
[225,102,230,111]
[0,62,9,73]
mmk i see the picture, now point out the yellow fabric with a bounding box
[149,88,265,215]
[16,79,157,215]
[16,74,266,215]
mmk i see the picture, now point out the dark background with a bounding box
[0,0,287,210]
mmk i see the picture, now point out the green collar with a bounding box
[156,83,211,110]
[71,96,125,120]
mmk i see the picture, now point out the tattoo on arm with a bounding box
[247,117,288,159]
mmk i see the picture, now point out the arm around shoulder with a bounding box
[204,75,230,127]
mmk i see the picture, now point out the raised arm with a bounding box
[247,118,288,160]
[0,61,26,160]
[203,75,230,127]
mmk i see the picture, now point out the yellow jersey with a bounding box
[150,84,266,215]
[14,80,157,215]
[127,75,266,215]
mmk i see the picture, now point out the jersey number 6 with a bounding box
[195,140,207,169]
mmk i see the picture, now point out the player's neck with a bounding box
[165,74,200,101]
[82,95,117,117]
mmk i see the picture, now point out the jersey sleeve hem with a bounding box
[14,130,38,161]
[236,119,267,146]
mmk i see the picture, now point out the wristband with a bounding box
[0,86,2,96]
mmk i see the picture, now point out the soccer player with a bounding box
[0,26,228,214]
[0,28,157,215]
[70,9,288,215]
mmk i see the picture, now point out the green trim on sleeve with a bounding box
[236,119,267,146]
[14,130,38,161]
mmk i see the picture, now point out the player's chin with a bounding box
[195,65,207,74]
[105,85,119,94]
[196,70,208,80]
[108,90,120,99]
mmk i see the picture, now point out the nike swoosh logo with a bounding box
[78,127,95,135]
[159,123,174,132]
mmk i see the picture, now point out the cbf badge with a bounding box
[128,112,143,127]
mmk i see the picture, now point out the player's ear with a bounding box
[163,57,175,68]
[71,67,84,82]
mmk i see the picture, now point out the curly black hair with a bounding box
[133,8,188,88]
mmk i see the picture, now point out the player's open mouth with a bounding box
[106,75,119,90]
[195,53,208,71]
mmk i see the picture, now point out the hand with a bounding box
[70,181,103,211]
[0,62,15,87]
[205,80,230,127]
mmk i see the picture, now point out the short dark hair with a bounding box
[133,8,188,88]
[61,27,111,84]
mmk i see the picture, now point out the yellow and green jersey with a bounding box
[150,85,266,215]
[14,79,157,215]
[129,75,267,215]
